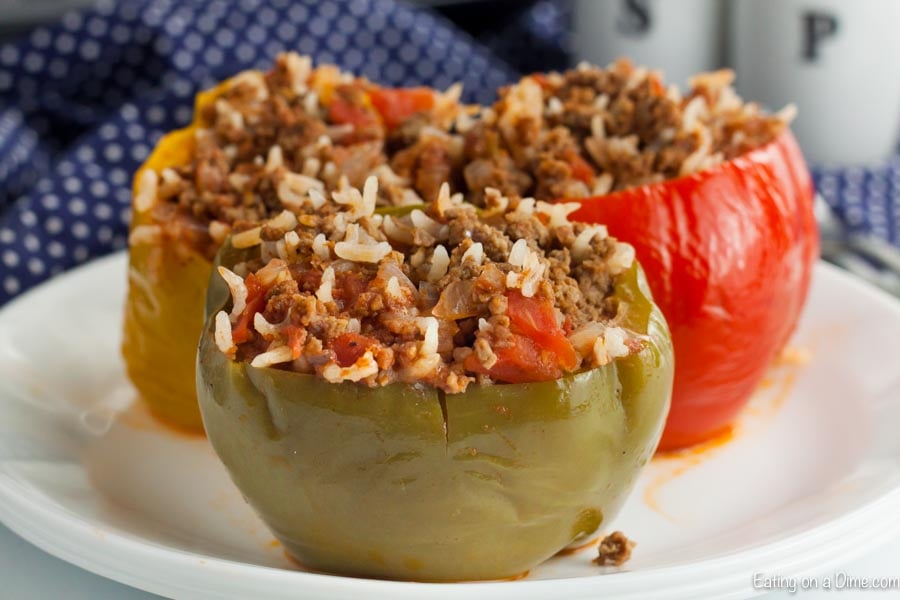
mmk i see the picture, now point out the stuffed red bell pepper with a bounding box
[455,62,817,450]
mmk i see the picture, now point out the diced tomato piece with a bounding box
[331,332,378,368]
[232,274,266,345]
[368,87,435,130]
[506,290,578,371]
[328,97,379,129]
[284,325,306,360]
[465,334,564,383]
[566,150,596,184]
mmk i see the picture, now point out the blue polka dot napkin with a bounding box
[813,159,900,246]
[0,0,897,306]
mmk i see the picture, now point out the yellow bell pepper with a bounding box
[121,82,228,432]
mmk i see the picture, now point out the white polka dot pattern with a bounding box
[814,157,900,245]
[0,0,522,304]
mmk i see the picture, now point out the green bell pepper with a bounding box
[196,239,673,581]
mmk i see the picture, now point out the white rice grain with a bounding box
[284,230,301,254]
[251,345,294,368]
[230,70,269,102]
[214,310,236,358]
[332,177,377,219]
[231,226,263,249]
[266,145,284,172]
[386,276,402,299]
[571,225,608,261]
[283,53,312,94]
[546,96,563,116]
[607,242,636,275]
[410,209,448,240]
[133,170,158,213]
[592,327,630,366]
[506,240,546,297]
[592,173,613,196]
[255,258,292,287]
[217,266,248,318]
[591,114,606,140]
[128,224,162,246]
[536,201,581,228]
[209,220,231,244]
[228,173,250,191]
[215,98,244,130]
[682,96,708,133]
[417,316,439,356]
[302,157,321,177]
[254,312,281,338]
[427,245,450,282]
[267,209,298,233]
[316,266,335,304]
[461,242,484,266]
[513,197,536,216]
[278,172,326,210]
[334,224,392,263]
[568,322,605,357]
[382,215,415,244]
[321,351,379,383]
[312,233,330,260]
[508,239,530,267]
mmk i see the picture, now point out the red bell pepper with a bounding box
[569,131,818,451]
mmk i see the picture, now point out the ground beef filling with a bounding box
[129,53,466,259]
[594,531,636,567]
[213,178,640,393]
[130,53,793,261]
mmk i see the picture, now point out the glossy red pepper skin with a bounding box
[570,131,818,451]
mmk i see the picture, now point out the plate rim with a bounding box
[2,254,900,599]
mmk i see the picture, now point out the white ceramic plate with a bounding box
[1,254,899,600]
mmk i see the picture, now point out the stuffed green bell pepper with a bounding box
[197,179,673,581]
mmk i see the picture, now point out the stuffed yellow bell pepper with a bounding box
[122,53,463,430]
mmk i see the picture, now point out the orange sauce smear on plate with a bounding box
[643,345,810,520]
